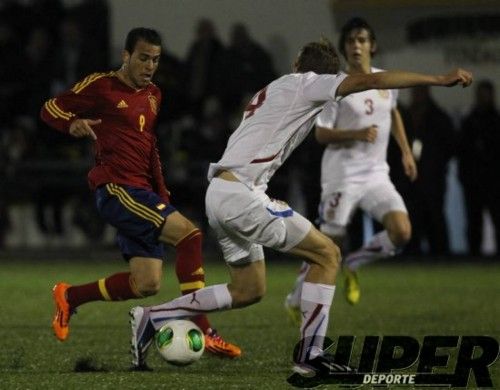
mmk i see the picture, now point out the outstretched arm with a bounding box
[337,68,472,97]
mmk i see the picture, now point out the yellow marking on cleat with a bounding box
[344,268,360,305]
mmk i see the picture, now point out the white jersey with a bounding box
[317,68,398,194]
[208,72,347,192]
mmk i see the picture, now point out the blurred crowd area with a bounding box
[1,0,500,258]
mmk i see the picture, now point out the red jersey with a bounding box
[40,71,170,203]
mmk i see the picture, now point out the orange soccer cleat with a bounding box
[52,282,72,341]
[204,329,242,358]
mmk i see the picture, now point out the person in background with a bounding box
[285,18,416,312]
[458,80,500,256]
[184,18,224,120]
[404,85,455,256]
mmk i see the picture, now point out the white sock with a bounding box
[148,284,232,330]
[297,282,335,362]
[345,230,396,270]
[286,262,310,308]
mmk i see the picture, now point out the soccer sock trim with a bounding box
[67,272,142,308]
[301,282,335,304]
[174,228,201,247]
[97,272,144,301]
[98,278,112,301]
[180,281,205,291]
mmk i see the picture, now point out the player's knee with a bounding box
[316,236,342,271]
[159,212,198,244]
[135,277,161,297]
[229,282,266,308]
[390,224,412,246]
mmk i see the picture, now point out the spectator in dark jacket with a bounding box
[404,86,456,255]
[458,80,500,256]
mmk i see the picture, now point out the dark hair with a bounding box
[125,27,162,53]
[338,17,376,58]
[295,38,340,75]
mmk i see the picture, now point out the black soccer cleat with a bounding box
[287,353,355,387]
[293,353,354,376]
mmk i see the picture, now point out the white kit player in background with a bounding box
[128,37,472,381]
[285,18,418,314]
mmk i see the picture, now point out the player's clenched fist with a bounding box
[357,125,378,143]
[441,68,473,88]
[69,118,101,140]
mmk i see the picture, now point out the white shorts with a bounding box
[319,174,407,237]
[205,178,312,265]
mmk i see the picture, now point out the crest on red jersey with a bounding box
[148,95,158,115]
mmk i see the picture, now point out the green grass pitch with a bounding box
[0,256,498,389]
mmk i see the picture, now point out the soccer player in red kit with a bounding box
[40,27,240,364]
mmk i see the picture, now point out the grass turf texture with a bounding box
[0,257,498,389]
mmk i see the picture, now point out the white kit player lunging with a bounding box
[285,18,417,313]
[128,38,472,381]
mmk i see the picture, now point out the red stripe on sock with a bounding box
[298,304,323,362]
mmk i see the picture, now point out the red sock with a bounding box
[175,229,211,333]
[67,272,142,309]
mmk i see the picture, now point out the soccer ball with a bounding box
[155,320,205,366]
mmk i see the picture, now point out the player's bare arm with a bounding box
[337,68,473,97]
[315,125,378,145]
[390,108,417,181]
[69,118,101,140]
